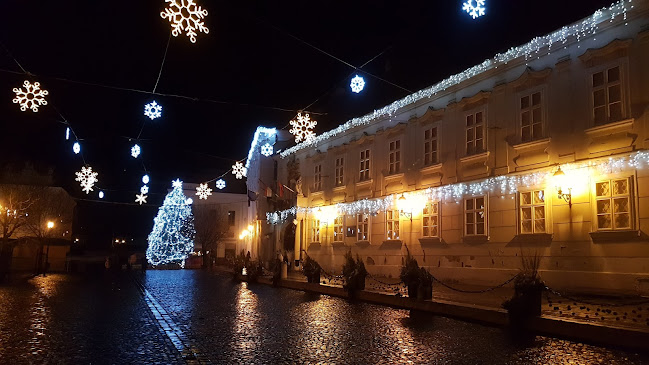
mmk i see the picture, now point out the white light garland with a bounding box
[463,0,486,19]
[350,75,365,93]
[13,80,48,112]
[196,183,212,200]
[280,0,632,158]
[160,0,209,43]
[267,150,649,224]
[232,161,247,179]
[289,112,317,143]
[131,144,141,158]
[144,101,162,120]
[215,179,226,190]
[244,127,276,170]
[75,166,99,194]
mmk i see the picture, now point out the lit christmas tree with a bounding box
[146,179,196,267]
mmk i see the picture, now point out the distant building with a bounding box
[264,3,649,295]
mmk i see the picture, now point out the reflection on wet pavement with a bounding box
[1,271,648,364]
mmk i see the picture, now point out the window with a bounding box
[359,149,371,181]
[521,92,543,142]
[466,111,485,155]
[386,210,400,240]
[592,66,623,125]
[465,196,486,236]
[313,164,322,191]
[595,178,632,231]
[333,216,344,241]
[335,157,344,187]
[424,127,438,165]
[357,214,370,241]
[228,211,235,226]
[311,219,321,242]
[519,190,546,234]
[422,202,439,238]
[388,140,401,174]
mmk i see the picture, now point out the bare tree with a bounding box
[193,206,230,268]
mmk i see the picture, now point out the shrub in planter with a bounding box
[418,267,433,300]
[502,252,544,324]
[302,255,322,284]
[400,251,420,299]
[342,251,368,296]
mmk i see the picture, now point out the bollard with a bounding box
[281,262,288,279]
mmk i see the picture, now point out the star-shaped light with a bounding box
[215,179,226,190]
[172,179,183,188]
[135,193,147,205]
[196,183,212,200]
[131,144,141,158]
[261,143,273,157]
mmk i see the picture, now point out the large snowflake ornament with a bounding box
[196,183,212,200]
[462,0,486,19]
[75,166,99,194]
[261,143,273,157]
[135,193,148,205]
[13,80,49,112]
[131,144,141,158]
[144,101,162,120]
[232,161,247,180]
[350,75,365,93]
[160,0,209,44]
[289,112,317,143]
[215,179,226,190]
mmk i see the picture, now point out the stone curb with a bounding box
[257,276,649,352]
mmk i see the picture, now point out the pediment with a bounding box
[417,107,445,125]
[508,67,552,93]
[456,91,491,111]
[578,39,632,67]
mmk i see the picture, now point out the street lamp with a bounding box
[553,166,572,207]
[47,221,54,229]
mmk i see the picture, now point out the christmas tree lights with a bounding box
[13,80,48,112]
[146,180,196,267]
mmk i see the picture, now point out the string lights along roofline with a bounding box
[279,0,634,159]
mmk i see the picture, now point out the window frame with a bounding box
[519,89,545,142]
[311,219,321,242]
[465,110,486,156]
[359,149,371,181]
[356,213,370,241]
[518,189,548,235]
[334,157,344,187]
[385,209,400,240]
[424,126,439,166]
[388,139,401,175]
[593,176,635,232]
[422,201,440,238]
[589,62,627,126]
[464,195,487,237]
[313,164,322,192]
[333,215,345,242]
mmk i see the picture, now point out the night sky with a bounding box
[0,0,614,243]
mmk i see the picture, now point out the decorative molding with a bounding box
[590,230,642,242]
[584,118,634,136]
[418,107,445,125]
[420,163,443,174]
[460,151,490,164]
[457,91,491,111]
[512,138,551,152]
[578,38,632,67]
[509,67,552,93]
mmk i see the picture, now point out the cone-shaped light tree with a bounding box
[146,179,195,267]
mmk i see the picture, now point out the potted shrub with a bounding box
[342,251,368,296]
[400,251,420,299]
[502,252,544,324]
[302,255,322,284]
[418,267,433,300]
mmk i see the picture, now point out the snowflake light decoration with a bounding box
[131,144,141,158]
[143,175,150,184]
[75,166,99,194]
[232,161,247,179]
[215,179,226,190]
[160,0,209,44]
[13,80,49,112]
[141,185,149,194]
[289,112,317,143]
[462,0,486,19]
[350,75,365,93]
[135,193,148,205]
[261,143,273,157]
[144,101,162,120]
[73,142,81,154]
[196,183,212,200]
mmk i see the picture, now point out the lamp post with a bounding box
[44,221,54,276]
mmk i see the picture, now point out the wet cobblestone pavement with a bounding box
[2,270,649,364]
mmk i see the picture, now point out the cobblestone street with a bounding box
[1,270,649,364]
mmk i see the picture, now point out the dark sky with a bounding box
[0,0,614,241]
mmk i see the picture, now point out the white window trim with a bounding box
[333,216,345,242]
[517,189,550,235]
[464,195,487,237]
[385,209,400,240]
[465,109,487,156]
[422,201,440,238]
[588,60,629,126]
[591,174,637,232]
[311,219,321,242]
[356,213,370,241]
